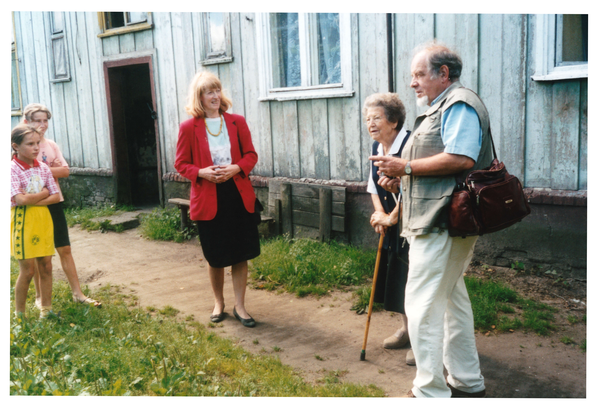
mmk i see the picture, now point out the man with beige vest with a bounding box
[370,42,491,398]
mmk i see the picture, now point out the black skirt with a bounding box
[373,240,409,314]
[195,179,260,268]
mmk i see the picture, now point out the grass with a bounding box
[9,257,383,397]
[466,276,558,335]
[138,207,195,243]
[250,236,376,297]
[350,285,383,314]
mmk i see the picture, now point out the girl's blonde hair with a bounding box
[185,71,232,118]
[11,123,41,157]
[23,103,52,121]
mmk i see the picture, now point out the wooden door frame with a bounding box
[103,55,164,206]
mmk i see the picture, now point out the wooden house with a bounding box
[11,12,587,277]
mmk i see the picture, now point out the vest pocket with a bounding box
[408,177,454,230]
[411,177,455,199]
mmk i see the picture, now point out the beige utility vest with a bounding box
[400,81,493,237]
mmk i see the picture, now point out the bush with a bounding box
[139,207,195,243]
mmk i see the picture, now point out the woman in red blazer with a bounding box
[175,71,260,327]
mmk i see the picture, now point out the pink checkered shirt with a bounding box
[11,157,59,207]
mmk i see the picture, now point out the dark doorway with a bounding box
[104,58,162,207]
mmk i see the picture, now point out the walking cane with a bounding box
[360,191,399,361]
[360,232,385,361]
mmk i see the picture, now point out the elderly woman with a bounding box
[364,93,414,365]
[175,71,260,328]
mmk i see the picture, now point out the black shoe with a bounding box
[448,383,486,398]
[210,307,226,323]
[233,307,256,328]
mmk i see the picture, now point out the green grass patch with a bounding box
[560,336,575,345]
[9,257,383,397]
[465,276,557,335]
[138,207,195,243]
[465,276,518,330]
[158,306,180,317]
[350,285,383,314]
[250,236,376,297]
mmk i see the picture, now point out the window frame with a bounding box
[255,12,354,101]
[200,12,233,65]
[97,12,153,38]
[531,14,588,81]
[49,11,71,83]
[11,12,22,116]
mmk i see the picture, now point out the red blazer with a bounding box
[174,112,258,221]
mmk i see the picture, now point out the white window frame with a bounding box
[255,13,354,101]
[97,12,153,38]
[201,12,233,65]
[532,14,588,81]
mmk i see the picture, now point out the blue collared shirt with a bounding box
[431,93,482,162]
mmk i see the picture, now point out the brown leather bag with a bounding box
[448,137,531,237]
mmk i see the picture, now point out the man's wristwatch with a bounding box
[404,161,412,175]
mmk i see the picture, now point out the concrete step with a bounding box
[90,210,150,231]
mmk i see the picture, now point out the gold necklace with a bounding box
[204,115,223,137]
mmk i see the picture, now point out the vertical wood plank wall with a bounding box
[12,12,587,192]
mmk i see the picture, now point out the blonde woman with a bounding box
[175,71,260,327]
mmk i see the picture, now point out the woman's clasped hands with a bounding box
[198,164,241,184]
[370,210,391,235]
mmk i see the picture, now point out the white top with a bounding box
[205,116,232,166]
[367,126,408,195]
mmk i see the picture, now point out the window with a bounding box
[50,11,70,82]
[532,14,588,81]
[255,13,354,101]
[97,12,153,37]
[201,12,233,65]
[11,13,22,115]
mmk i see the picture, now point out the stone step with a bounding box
[90,210,149,231]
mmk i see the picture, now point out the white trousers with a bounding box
[405,231,485,397]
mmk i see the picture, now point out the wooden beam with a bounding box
[319,187,332,242]
[280,182,292,237]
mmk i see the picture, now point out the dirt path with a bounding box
[57,226,586,398]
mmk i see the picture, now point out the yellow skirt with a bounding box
[11,205,54,260]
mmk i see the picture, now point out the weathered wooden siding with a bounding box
[525,15,587,190]
[393,13,586,191]
[13,12,586,192]
[13,11,112,169]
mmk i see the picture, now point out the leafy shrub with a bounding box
[139,207,195,243]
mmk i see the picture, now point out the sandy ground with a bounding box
[52,226,587,398]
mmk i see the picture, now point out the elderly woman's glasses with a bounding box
[365,116,384,125]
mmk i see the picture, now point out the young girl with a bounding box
[23,103,102,308]
[11,123,60,319]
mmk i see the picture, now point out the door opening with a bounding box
[105,59,162,207]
